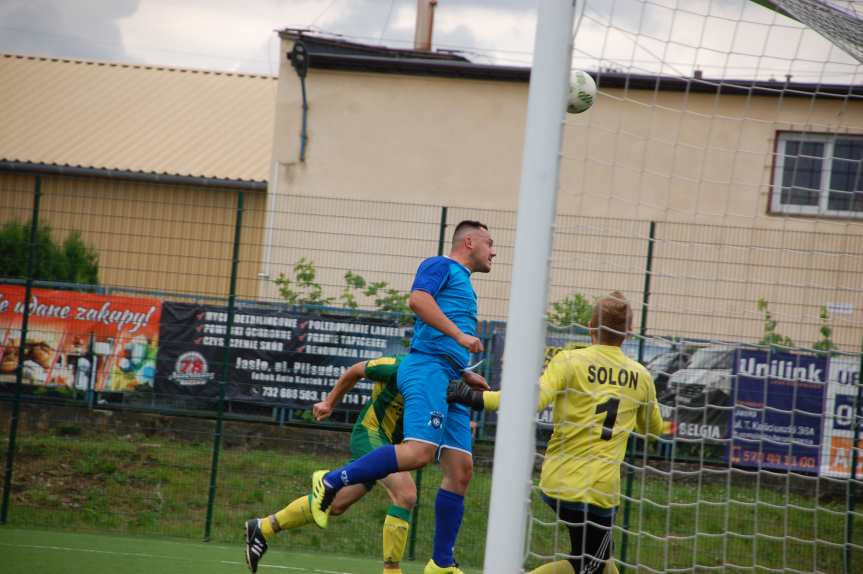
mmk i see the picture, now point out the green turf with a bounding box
[3,429,862,571]
[0,527,481,574]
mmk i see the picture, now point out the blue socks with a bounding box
[321,450,465,568]
[323,444,399,491]
[432,488,465,567]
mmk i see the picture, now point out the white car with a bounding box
[666,345,736,407]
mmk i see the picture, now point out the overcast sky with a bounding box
[0,0,859,82]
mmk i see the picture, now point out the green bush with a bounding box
[0,219,99,284]
[275,258,409,315]
[547,292,593,328]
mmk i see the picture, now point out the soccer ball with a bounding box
[567,70,596,114]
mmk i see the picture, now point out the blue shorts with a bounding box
[396,351,473,454]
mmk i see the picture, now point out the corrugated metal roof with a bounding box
[0,54,276,183]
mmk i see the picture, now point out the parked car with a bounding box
[664,345,736,408]
[656,345,737,441]
[646,350,691,395]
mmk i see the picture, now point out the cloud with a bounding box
[308,0,534,64]
[310,0,414,46]
[433,4,535,64]
[117,0,297,74]
[0,0,139,61]
[0,0,856,82]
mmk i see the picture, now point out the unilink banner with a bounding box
[155,301,409,408]
[730,349,828,473]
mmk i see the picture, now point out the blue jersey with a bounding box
[409,256,477,367]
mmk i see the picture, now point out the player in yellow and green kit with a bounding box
[447,291,665,574]
[244,354,487,574]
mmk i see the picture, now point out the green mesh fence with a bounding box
[1,172,862,571]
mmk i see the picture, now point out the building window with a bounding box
[771,132,863,219]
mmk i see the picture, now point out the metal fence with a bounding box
[3,171,861,348]
[2,172,863,570]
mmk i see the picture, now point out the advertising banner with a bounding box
[660,394,732,443]
[646,346,735,444]
[155,302,410,408]
[0,285,161,392]
[730,350,827,473]
[820,355,862,477]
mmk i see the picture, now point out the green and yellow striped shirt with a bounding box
[356,354,405,444]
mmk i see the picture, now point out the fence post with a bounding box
[637,221,656,364]
[407,465,423,561]
[86,333,97,409]
[437,206,448,256]
[1,175,42,524]
[619,220,656,571]
[845,338,863,573]
[203,190,245,541]
[477,320,495,440]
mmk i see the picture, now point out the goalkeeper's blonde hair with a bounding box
[590,290,632,346]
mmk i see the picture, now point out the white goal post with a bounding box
[483,1,578,572]
[483,0,863,573]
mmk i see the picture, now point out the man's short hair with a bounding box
[591,290,632,345]
[452,220,488,245]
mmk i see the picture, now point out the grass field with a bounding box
[3,424,863,572]
[0,527,483,574]
[1,427,494,568]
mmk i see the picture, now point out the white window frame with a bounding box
[770,131,863,220]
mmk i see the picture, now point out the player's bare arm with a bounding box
[313,360,366,421]
[409,290,483,353]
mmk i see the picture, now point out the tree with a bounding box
[276,259,410,315]
[547,293,593,328]
[274,257,333,306]
[0,220,99,284]
[340,270,409,315]
[756,298,793,348]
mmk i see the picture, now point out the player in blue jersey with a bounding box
[310,220,496,574]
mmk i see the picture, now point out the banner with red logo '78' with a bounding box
[155,301,410,408]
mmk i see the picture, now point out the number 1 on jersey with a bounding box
[595,397,620,441]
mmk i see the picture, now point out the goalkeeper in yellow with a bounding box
[448,291,664,574]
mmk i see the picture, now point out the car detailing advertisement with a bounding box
[820,355,862,478]
[155,301,409,408]
[0,285,161,392]
[730,350,827,473]
[659,368,733,443]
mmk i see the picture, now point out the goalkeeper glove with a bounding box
[447,379,485,411]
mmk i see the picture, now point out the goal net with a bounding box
[492,1,863,572]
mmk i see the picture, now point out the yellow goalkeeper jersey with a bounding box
[535,344,663,509]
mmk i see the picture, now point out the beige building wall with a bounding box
[266,38,863,350]
[0,172,266,300]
